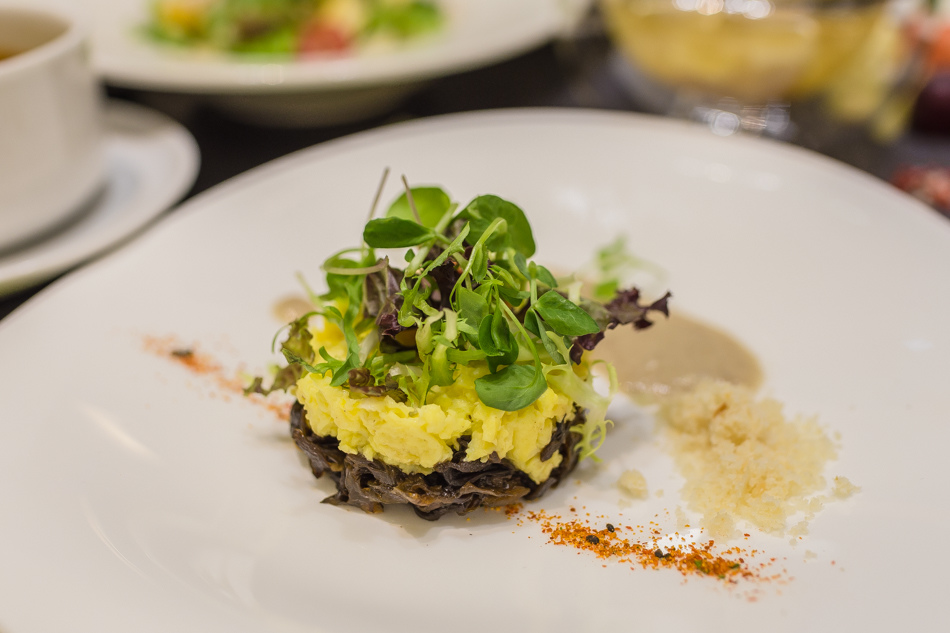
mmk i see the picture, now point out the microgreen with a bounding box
[534,290,600,337]
[363,217,434,248]
[457,195,536,257]
[258,179,671,460]
[386,186,452,228]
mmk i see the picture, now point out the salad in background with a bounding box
[146,0,443,56]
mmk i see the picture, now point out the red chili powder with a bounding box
[513,507,786,586]
[143,334,291,421]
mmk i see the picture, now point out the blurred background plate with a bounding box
[79,0,590,125]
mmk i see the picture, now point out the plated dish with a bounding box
[81,0,580,124]
[1,110,948,632]
[252,180,669,519]
[83,0,576,92]
[146,0,442,57]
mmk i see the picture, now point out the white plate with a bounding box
[82,0,582,93]
[1,110,948,632]
[0,100,199,296]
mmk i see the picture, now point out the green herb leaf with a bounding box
[498,286,530,303]
[281,348,322,375]
[534,264,558,288]
[322,259,366,302]
[535,290,600,337]
[447,348,487,363]
[428,346,454,386]
[471,246,489,282]
[490,308,519,368]
[421,223,469,276]
[457,286,488,344]
[513,252,530,279]
[475,363,548,411]
[386,187,451,228]
[363,217,434,248]
[524,309,566,365]
[477,315,499,355]
[458,195,536,257]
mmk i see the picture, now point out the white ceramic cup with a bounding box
[0,3,104,251]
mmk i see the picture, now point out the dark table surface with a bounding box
[2,25,949,322]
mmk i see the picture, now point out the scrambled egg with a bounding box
[295,318,576,483]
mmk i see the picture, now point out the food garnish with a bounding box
[658,379,841,539]
[146,0,442,56]
[251,175,670,519]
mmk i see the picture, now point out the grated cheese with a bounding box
[659,380,838,535]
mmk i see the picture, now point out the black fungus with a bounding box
[289,401,585,520]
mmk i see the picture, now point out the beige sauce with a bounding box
[594,312,762,401]
[0,48,21,62]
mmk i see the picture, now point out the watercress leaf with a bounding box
[456,319,479,339]
[493,266,520,290]
[535,290,600,337]
[488,309,519,370]
[538,328,566,365]
[498,286,530,303]
[571,290,672,362]
[523,309,542,338]
[489,337,519,372]
[386,187,451,228]
[513,252,530,279]
[471,245,488,282]
[457,286,488,321]
[363,217,435,248]
[475,363,548,411]
[457,286,488,335]
[491,307,512,350]
[478,315,498,355]
[459,195,536,257]
[525,310,566,365]
[535,265,558,288]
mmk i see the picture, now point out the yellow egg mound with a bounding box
[295,365,576,484]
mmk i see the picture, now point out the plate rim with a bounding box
[126,107,950,232]
[5,106,945,324]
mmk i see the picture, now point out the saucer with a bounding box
[0,99,199,295]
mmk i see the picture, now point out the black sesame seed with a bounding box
[586,535,600,545]
[654,549,668,558]
[606,523,615,532]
